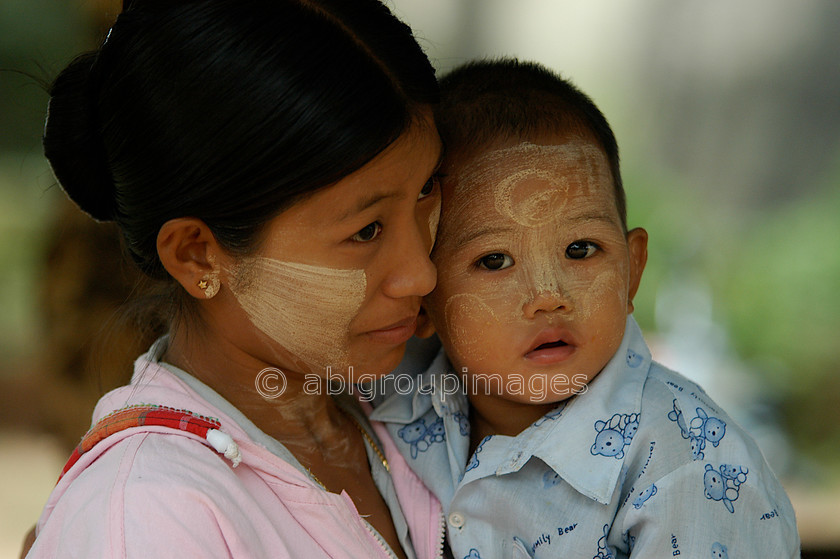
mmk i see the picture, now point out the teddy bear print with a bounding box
[711,542,729,558]
[591,413,639,459]
[397,418,435,459]
[720,464,748,485]
[632,483,658,509]
[621,530,636,553]
[691,408,726,447]
[463,549,481,559]
[465,435,492,472]
[427,417,446,443]
[593,524,614,559]
[532,401,567,427]
[667,400,691,438]
[453,411,470,436]
[704,463,748,513]
[626,348,644,368]
[689,435,705,460]
[542,469,562,488]
[668,401,726,460]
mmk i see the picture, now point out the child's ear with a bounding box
[415,305,437,338]
[157,217,226,299]
[626,227,648,313]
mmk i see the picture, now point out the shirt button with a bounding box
[448,512,465,528]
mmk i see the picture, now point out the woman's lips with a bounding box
[364,316,418,345]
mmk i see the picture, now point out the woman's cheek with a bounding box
[229,257,366,372]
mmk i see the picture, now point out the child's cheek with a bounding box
[577,266,628,347]
[443,291,505,366]
[427,196,442,250]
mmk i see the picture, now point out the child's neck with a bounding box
[467,394,564,454]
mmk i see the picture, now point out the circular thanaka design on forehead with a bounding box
[429,136,634,390]
[453,140,613,228]
[229,257,366,371]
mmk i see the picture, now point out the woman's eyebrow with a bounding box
[336,191,397,222]
[335,152,442,223]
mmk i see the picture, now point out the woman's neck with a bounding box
[161,323,352,452]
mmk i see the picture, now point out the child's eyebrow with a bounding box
[454,225,515,248]
[567,211,620,225]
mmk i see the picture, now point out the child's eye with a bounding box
[565,241,599,259]
[477,253,514,271]
[351,222,382,242]
[418,175,439,200]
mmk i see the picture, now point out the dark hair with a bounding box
[44,0,438,279]
[436,58,626,229]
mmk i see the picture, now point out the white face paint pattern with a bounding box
[427,138,631,395]
[444,140,619,327]
[229,257,366,371]
[455,141,610,227]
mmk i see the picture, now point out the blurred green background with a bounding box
[0,0,838,554]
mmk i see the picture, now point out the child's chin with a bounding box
[504,392,573,406]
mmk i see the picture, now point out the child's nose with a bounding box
[523,289,571,318]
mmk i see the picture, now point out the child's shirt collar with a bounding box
[370,315,651,507]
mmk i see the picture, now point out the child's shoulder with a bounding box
[618,362,799,552]
[635,361,771,471]
[644,361,723,416]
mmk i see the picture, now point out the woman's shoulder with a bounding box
[30,429,248,558]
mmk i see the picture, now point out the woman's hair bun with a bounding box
[43,52,117,222]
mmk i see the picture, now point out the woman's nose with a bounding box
[381,222,437,299]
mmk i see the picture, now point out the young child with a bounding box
[370,59,800,558]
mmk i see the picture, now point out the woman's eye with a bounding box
[351,222,382,242]
[565,240,599,259]
[477,253,514,271]
[418,175,439,200]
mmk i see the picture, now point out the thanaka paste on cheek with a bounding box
[443,292,501,364]
[437,140,627,370]
[229,257,366,371]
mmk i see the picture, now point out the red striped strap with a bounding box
[59,404,237,482]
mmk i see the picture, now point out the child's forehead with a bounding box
[452,135,607,181]
[442,136,615,222]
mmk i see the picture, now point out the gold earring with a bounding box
[197,254,221,299]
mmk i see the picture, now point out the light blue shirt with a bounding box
[369,317,800,559]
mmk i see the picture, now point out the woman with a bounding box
[26,0,444,557]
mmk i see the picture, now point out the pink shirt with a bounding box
[28,353,444,558]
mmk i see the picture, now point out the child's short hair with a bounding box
[436,58,626,229]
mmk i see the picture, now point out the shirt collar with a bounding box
[371,317,651,505]
[369,336,469,424]
[510,315,651,504]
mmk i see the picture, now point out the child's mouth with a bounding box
[525,332,576,364]
[534,340,568,351]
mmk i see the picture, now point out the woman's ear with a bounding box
[414,305,437,338]
[157,218,224,299]
[626,227,648,314]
